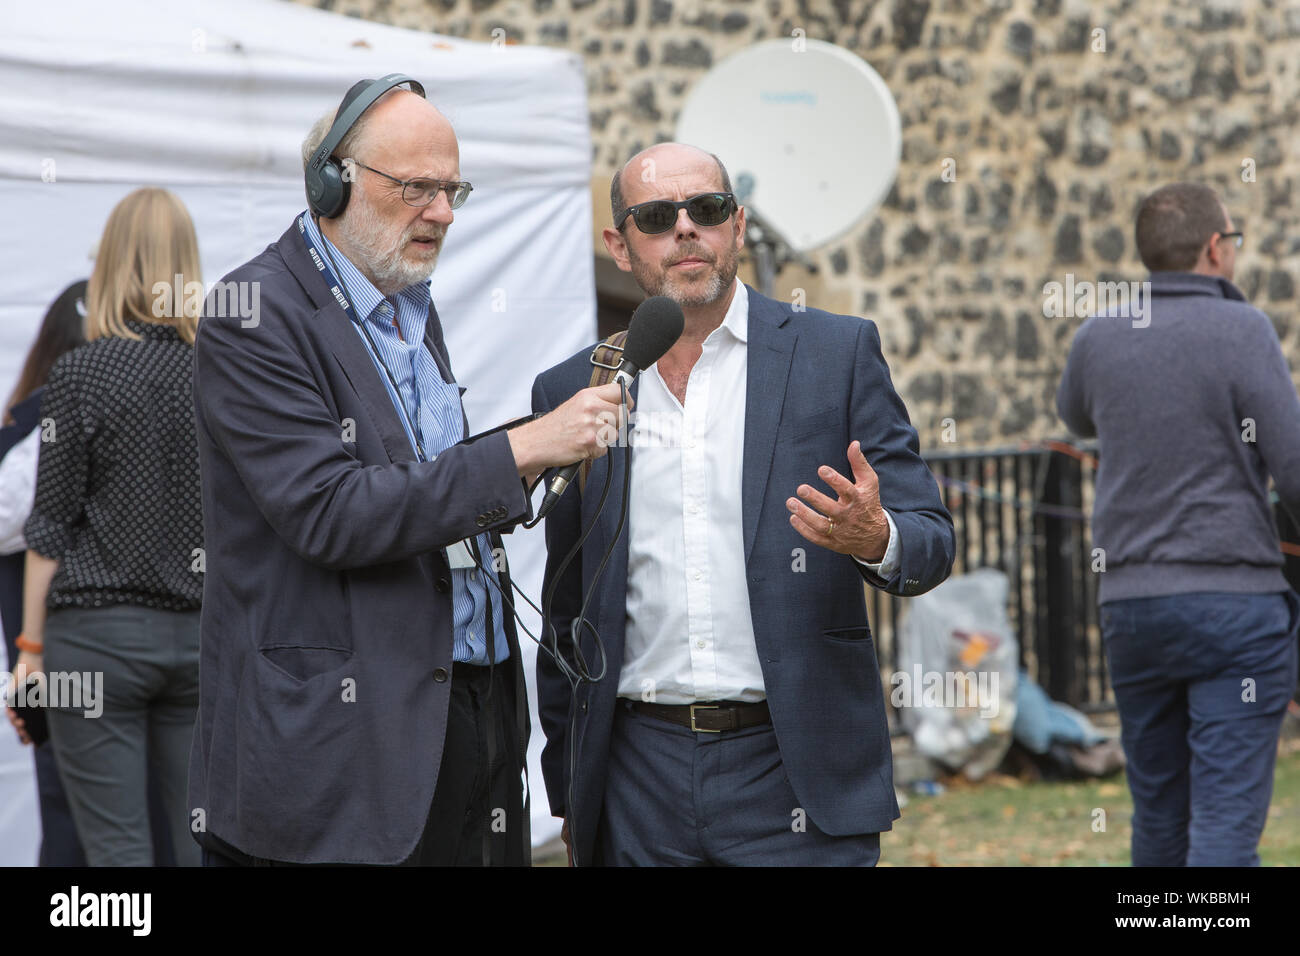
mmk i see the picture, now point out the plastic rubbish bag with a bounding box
[895,568,1019,780]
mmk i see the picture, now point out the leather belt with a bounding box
[630,699,770,733]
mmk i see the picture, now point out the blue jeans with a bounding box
[1101,590,1299,866]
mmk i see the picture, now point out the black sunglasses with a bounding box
[1218,230,1244,249]
[616,192,737,234]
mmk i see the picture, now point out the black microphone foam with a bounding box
[535,295,684,520]
[621,296,685,375]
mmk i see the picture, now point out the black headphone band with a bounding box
[307,73,427,175]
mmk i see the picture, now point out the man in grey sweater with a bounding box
[1058,182,1300,866]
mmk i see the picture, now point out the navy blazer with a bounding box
[532,286,954,865]
[189,222,532,864]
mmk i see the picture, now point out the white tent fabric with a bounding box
[0,0,594,861]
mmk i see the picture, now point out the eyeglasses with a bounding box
[1218,231,1244,249]
[345,158,473,209]
[616,192,737,234]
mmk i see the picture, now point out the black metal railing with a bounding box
[869,441,1110,712]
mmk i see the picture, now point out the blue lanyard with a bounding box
[298,214,429,461]
[298,214,359,324]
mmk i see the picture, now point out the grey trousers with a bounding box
[44,605,201,866]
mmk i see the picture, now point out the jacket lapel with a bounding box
[281,223,419,465]
[742,288,796,564]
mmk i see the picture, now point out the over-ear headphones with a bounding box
[304,73,427,219]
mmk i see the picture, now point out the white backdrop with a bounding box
[0,0,595,860]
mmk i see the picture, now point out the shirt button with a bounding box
[693,570,703,581]
[433,667,449,683]
[696,639,706,649]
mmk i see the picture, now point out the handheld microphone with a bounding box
[538,296,685,518]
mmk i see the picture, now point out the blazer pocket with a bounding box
[823,625,873,644]
[260,645,354,683]
[777,406,838,445]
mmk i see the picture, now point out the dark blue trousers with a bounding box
[594,700,881,866]
[1101,590,1299,866]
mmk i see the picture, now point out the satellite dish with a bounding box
[676,38,901,254]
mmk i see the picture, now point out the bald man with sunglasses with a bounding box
[531,143,955,866]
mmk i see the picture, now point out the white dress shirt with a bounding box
[618,281,898,704]
[0,428,39,556]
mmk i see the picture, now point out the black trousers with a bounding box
[202,661,523,867]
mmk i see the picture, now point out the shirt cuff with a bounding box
[853,508,899,579]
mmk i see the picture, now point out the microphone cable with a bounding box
[464,379,634,866]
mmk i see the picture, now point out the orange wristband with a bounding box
[15,635,42,654]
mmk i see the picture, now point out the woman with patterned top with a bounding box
[7,188,204,866]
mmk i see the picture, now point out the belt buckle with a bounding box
[690,704,721,733]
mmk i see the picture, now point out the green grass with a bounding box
[882,739,1300,866]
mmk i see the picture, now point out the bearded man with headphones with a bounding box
[189,75,623,865]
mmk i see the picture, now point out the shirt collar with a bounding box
[714,278,748,345]
[301,211,432,325]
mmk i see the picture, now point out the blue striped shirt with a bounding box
[303,213,508,665]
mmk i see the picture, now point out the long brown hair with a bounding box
[4,280,89,425]
[85,187,202,345]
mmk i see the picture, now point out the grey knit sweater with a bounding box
[1057,271,1300,603]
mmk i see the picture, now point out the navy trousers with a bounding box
[593,699,881,866]
[1101,590,1299,866]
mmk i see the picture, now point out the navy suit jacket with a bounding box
[531,286,954,865]
[189,222,531,864]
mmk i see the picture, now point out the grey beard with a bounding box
[655,269,725,307]
[337,204,440,295]
[368,249,438,296]
[634,249,738,308]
